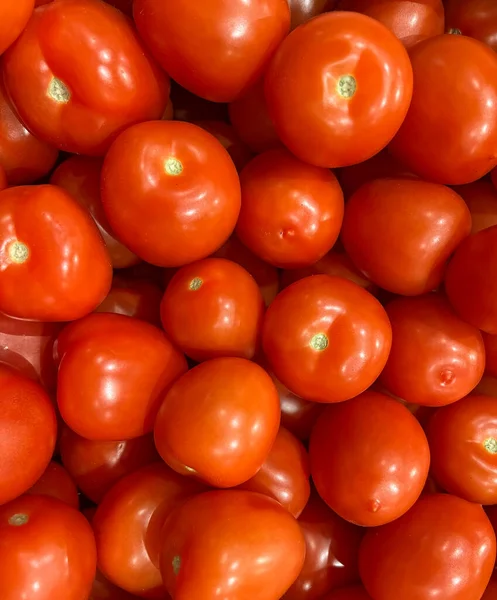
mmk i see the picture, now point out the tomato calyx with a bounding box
[8,240,29,264]
[47,77,71,104]
[447,28,462,35]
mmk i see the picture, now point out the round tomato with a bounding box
[26,461,79,509]
[320,586,373,600]
[341,178,471,295]
[193,121,254,172]
[359,493,496,600]
[445,0,497,52]
[265,12,413,168]
[0,0,33,55]
[2,0,169,156]
[262,275,392,403]
[154,357,280,487]
[453,179,497,234]
[101,120,241,267]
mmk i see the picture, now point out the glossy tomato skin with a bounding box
[341,178,471,295]
[320,586,373,600]
[133,0,290,102]
[310,391,430,526]
[160,490,306,600]
[101,120,241,267]
[0,0,34,55]
[96,275,162,325]
[453,180,497,234]
[390,34,497,184]
[57,313,188,441]
[262,275,392,403]
[0,495,96,600]
[0,184,112,321]
[445,0,497,52]
[193,121,253,172]
[265,12,413,168]
[359,493,496,600]
[3,0,169,156]
[26,461,79,509]
[154,357,280,488]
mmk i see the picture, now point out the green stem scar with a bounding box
[8,241,29,264]
[337,75,357,99]
[310,333,329,351]
[9,513,28,526]
[189,277,203,291]
[484,438,497,454]
[165,157,183,176]
[48,77,71,103]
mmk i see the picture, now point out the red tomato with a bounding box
[2,0,169,156]
[445,0,497,52]
[59,426,159,503]
[359,493,496,600]
[483,332,497,378]
[283,492,363,600]
[320,587,373,600]
[26,461,79,509]
[390,34,497,184]
[161,258,264,362]
[310,391,430,526]
[262,275,392,403]
[159,490,305,600]
[133,0,290,102]
[0,365,57,505]
[193,121,254,172]
[105,0,132,15]
[453,179,497,234]
[50,157,140,269]
[93,462,204,598]
[380,294,485,407]
[265,12,413,168]
[0,0,34,55]
[170,82,229,123]
[57,313,187,440]
[154,357,280,487]
[288,0,330,29]
[341,178,471,295]
[101,120,241,267]
[0,184,112,321]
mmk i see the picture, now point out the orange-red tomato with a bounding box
[0,0,34,55]
[101,120,241,267]
[265,12,413,168]
[26,461,79,509]
[445,0,497,52]
[193,121,254,172]
[453,179,497,234]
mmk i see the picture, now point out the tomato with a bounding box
[445,0,497,52]
[445,225,497,334]
[0,184,112,321]
[265,12,413,168]
[477,375,497,398]
[262,275,392,403]
[359,493,496,600]
[288,0,330,29]
[341,178,471,295]
[159,490,305,600]
[105,0,132,15]
[483,332,497,378]
[390,35,497,184]
[161,258,264,362]
[283,492,363,600]
[59,426,159,503]
[380,294,485,407]
[93,462,204,598]
[57,313,187,440]
[2,0,169,156]
[50,157,140,269]
[453,179,497,234]
[0,0,34,55]
[482,574,497,600]
[101,120,241,267]
[90,569,142,600]
[154,357,280,487]
[170,82,229,123]
[133,0,290,102]
[320,586,373,600]
[0,167,6,191]
[193,121,253,172]
[26,461,79,509]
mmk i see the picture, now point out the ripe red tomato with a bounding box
[445,0,497,52]
[262,275,392,403]
[288,0,330,29]
[26,461,79,509]
[341,178,472,295]
[160,490,305,600]
[57,313,187,440]
[380,294,485,407]
[359,493,496,600]
[310,391,430,526]
[101,120,241,267]
[320,587,373,600]
[390,34,497,184]
[154,357,280,487]
[453,180,497,234]
[0,0,34,55]
[0,184,112,321]
[483,332,497,378]
[193,121,254,172]
[2,0,169,156]
[265,12,413,168]
[133,0,290,102]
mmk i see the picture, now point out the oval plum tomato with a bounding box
[160,490,305,600]
[289,0,330,29]
[0,495,96,600]
[0,0,33,55]
[236,149,344,268]
[483,332,497,378]
[359,493,496,600]
[445,225,497,334]
[427,395,497,505]
[57,313,187,441]
[161,258,264,362]
[321,587,373,600]
[0,184,112,321]
[101,120,241,267]
[310,391,430,526]
[50,157,140,269]
[26,461,79,509]
[154,358,280,488]
[93,462,204,598]
[59,426,159,503]
[380,294,485,407]
[453,180,497,234]
[2,0,169,156]
[390,34,497,184]
[283,492,363,600]
[193,121,253,172]
[133,0,290,102]
[341,178,472,295]
[445,0,497,52]
[262,275,392,403]
[265,12,413,168]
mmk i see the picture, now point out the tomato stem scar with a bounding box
[189,277,203,291]
[448,28,462,35]
[8,513,29,526]
[172,555,181,576]
[310,333,329,351]
[8,241,29,264]
[47,77,71,104]
[165,157,183,176]
[484,437,497,454]
[337,75,357,99]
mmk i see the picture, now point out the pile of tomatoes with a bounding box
[2,0,497,599]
